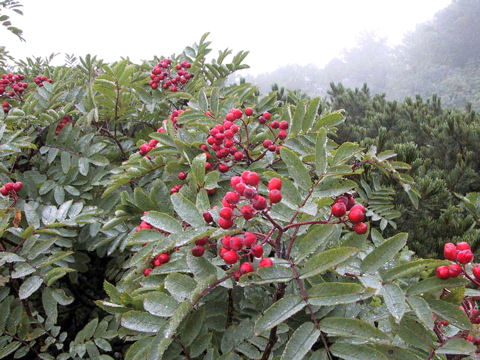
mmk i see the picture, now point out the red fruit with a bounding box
[252,195,267,210]
[195,237,209,246]
[350,203,366,214]
[353,222,368,235]
[347,197,356,210]
[219,164,230,173]
[206,188,216,195]
[235,182,246,195]
[444,243,457,261]
[271,121,279,129]
[241,205,254,220]
[269,190,282,204]
[243,187,257,199]
[258,116,266,124]
[243,232,257,247]
[245,172,260,186]
[263,112,271,120]
[456,242,470,251]
[436,266,450,279]
[153,259,162,267]
[218,217,234,229]
[139,221,153,230]
[143,268,152,276]
[245,107,254,116]
[259,258,273,267]
[267,177,282,191]
[278,130,287,140]
[240,262,254,274]
[4,183,13,192]
[156,253,170,264]
[348,209,364,224]
[230,176,242,189]
[191,246,205,257]
[263,139,273,148]
[223,250,239,264]
[234,152,244,161]
[149,139,159,147]
[448,263,462,277]
[224,191,240,205]
[203,211,213,223]
[251,244,264,258]
[232,109,243,119]
[0,186,7,196]
[219,207,234,219]
[219,247,229,258]
[226,113,235,121]
[457,250,474,264]
[473,265,480,279]
[205,162,212,171]
[178,172,187,180]
[331,202,346,217]
[230,237,243,251]
[279,120,289,130]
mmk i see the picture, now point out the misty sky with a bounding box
[2,0,451,74]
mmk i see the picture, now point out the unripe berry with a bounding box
[191,246,205,257]
[252,195,267,210]
[278,130,287,140]
[472,265,480,279]
[203,211,213,223]
[443,243,457,261]
[448,263,462,277]
[245,107,254,116]
[223,250,239,264]
[243,232,257,247]
[457,250,474,264]
[178,172,187,180]
[456,242,470,251]
[195,237,209,246]
[251,244,264,258]
[241,205,254,220]
[245,172,260,186]
[259,258,273,267]
[279,120,289,130]
[267,177,282,191]
[240,262,254,274]
[353,222,368,235]
[218,217,234,229]
[219,207,234,219]
[331,202,346,217]
[263,112,271,120]
[348,209,364,224]
[230,237,243,251]
[143,268,152,276]
[269,190,282,203]
[436,266,450,279]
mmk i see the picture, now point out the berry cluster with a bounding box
[34,75,53,87]
[2,101,9,114]
[55,115,72,135]
[0,73,27,98]
[143,252,170,276]
[139,139,159,157]
[0,181,22,197]
[331,194,368,234]
[149,59,193,92]
[436,242,475,279]
[258,111,289,146]
[191,236,210,257]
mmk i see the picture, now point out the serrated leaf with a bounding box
[191,153,206,188]
[436,337,475,355]
[121,311,164,333]
[164,273,197,302]
[382,259,448,282]
[291,100,306,135]
[79,157,89,176]
[300,247,359,279]
[280,147,312,190]
[320,317,390,342]
[281,322,320,360]
[406,296,434,330]
[407,276,468,296]
[61,151,71,174]
[170,193,204,228]
[307,282,374,306]
[254,294,305,335]
[330,343,387,360]
[361,233,408,273]
[315,128,328,176]
[144,292,178,317]
[381,284,405,322]
[142,211,182,233]
[427,299,471,330]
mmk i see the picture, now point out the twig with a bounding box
[192,274,234,308]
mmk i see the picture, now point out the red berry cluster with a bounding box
[34,75,53,87]
[258,111,289,145]
[139,139,159,157]
[2,101,9,114]
[170,184,182,194]
[55,115,72,135]
[436,242,475,279]
[0,73,27,98]
[191,236,210,257]
[0,181,22,197]
[204,108,245,173]
[149,59,193,92]
[143,252,170,276]
[331,194,368,234]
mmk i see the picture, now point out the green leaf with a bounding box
[330,343,387,360]
[307,282,374,306]
[164,273,197,302]
[436,337,476,355]
[79,157,89,176]
[181,307,205,346]
[300,247,359,279]
[142,211,182,233]
[143,292,178,317]
[382,259,448,282]
[170,193,204,228]
[191,153,206,187]
[381,284,405,322]
[19,275,43,299]
[61,151,71,174]
[407,276,468,296]
[41,205,57,225]
[0,252,24,266]
[319,317,391,342]
[427,299,472,330]
[361,233,408,273]
[280,147,312,190]
[239,265,295,285]
[395,316,435,351]
[291,100,307,136]
[280,322,320,360]
[332,142,360,165]
[121,311,164,333]
[315,110,345,129]
[303,97,321,131]
[315,128,328,176]
[42,288,58,323]
[24,202,40,228]
[406,296,434,330]
[0,341,21,359]
[294,224,341,263]
[254,294,305,335]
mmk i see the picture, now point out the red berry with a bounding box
[259,258,273,267]
[178,172,187,180]
[235,182,246,195]
[234,152,244,161]
[219,247,229,258]
[156,253,170,264]
[448,263,462,277]
[230,176,242,189]
[472,265,480,279]
[444,243,457,261]
[269,190,282,204]
[149,139,159,147]
[230,237,243,251]
[243,232,257,247]
[143,268,152,276]
[206,188,216,195]
[233,109,243,119]
[195,237,209,246]
[219,164,230,173]
[139,221,153,230]
[353,222,368,235]
[271,121,279,129]
[226,113,235,121]
[205,162,212,171]
[348,209,364,224]
[243,187,257,199]
[258,116,266,124]
[245,107,254,116]
[350,203,366,214]
[191,246,205,257]
[219,207,234,219]
[267,177,282,191]
[331,202,346,217]
[241,205,254,220]
[457,250,474,264]
[224,191,240,205]
[223,250,239,264]
[263,112,271,120]
[0,186,7,196]
[252,195,267,210]
[245,172,260,186]
[12,182,22,192]
[263,139,273,148]
[153,259,162,267]
[436,266,450,279]
[278,130,287,140]
[279,120,289,130]
[456,242,470,251]
[251,244,264,258]
[203,211,213,223]
[240,262,254,274]
[218,217,234,229]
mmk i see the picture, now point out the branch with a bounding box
[192,274,234,308]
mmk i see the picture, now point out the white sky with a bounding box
[2,0,451,74]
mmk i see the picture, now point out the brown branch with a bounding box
[226,289,234,328]
[192,274,234,308]
[260,283,286,360]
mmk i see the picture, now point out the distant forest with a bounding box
[247,0,480,109]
